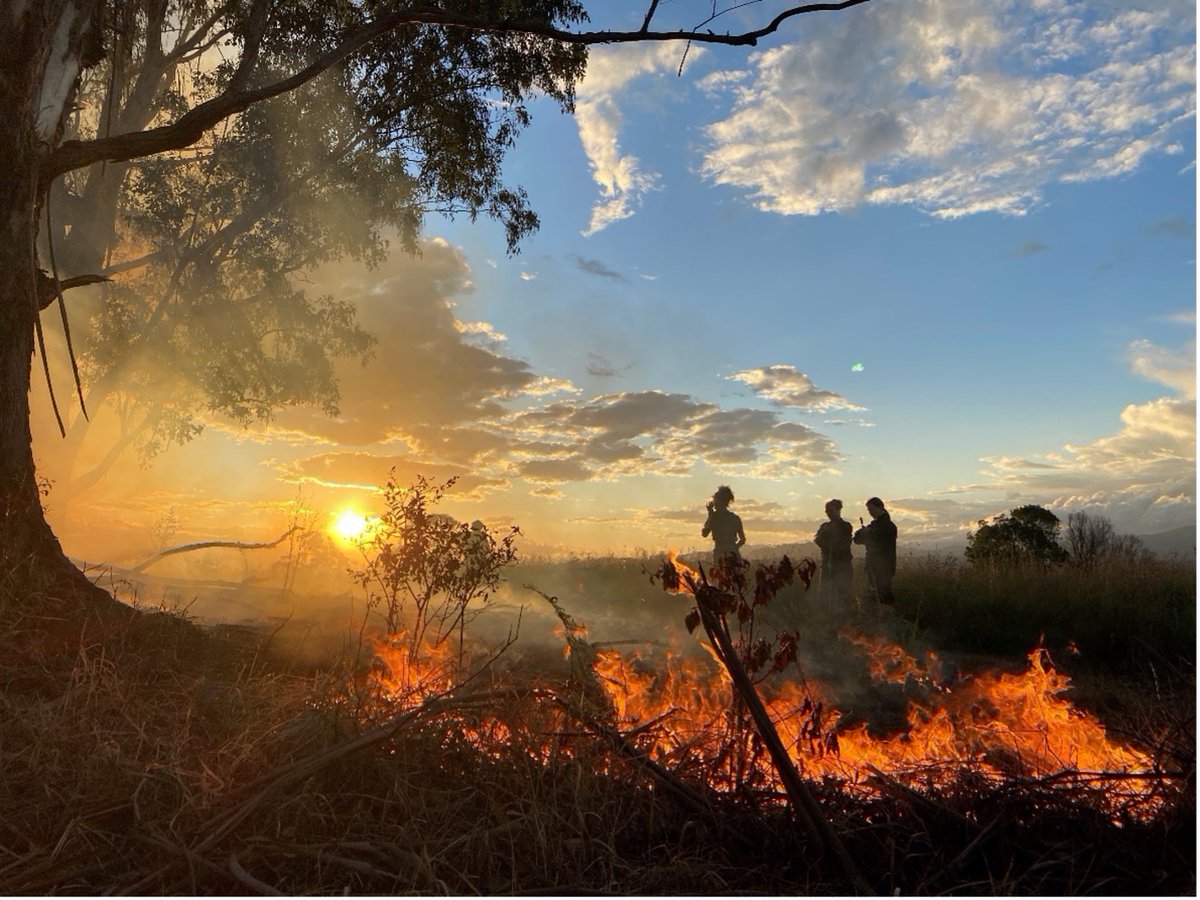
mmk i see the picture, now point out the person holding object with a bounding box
[701,485,746,566]
[853,496,897,605]
[814,499,853,612]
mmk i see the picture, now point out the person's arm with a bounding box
[735,516,746,548]
[701,511,712,538]
[852,521,869,545]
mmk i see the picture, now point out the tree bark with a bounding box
[0,4,127,612]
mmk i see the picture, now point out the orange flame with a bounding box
[359,559,1163,817]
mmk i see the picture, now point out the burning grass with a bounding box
[0,557,1193,895]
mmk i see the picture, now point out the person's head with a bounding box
[825,498,843,521]
[866,497,887,519]
[712,485,734,509]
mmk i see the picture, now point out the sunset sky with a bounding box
[35,0,1196,566]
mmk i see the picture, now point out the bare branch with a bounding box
[640,0,662,32]
[131,526,304,573]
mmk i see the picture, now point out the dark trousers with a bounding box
[866,561,896,605]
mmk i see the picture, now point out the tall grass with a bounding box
[892,554,1196,672]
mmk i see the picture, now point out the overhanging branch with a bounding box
[43,0,874,182]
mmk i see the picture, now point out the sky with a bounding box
[34,0,1197,565]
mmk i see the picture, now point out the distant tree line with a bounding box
[965,505,1151,569]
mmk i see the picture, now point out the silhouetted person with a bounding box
[702,485,745,566]
[814,499,853,611]
[853,496,897,605]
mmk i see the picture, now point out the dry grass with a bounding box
[0,579,1193,895]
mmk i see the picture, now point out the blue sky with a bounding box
[42,0,1196,562]
[414,0,1197,552]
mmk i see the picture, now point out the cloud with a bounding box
[575,44,694,235]
[1146,215,1195,237]
[959,338,1195,534]
[1161,309,1196,325]
[1011,239,1049,258]
[700,0,1195,218]
[273,239,543,445]
[729,365,866,412]
[572,255,628,281]
[518,458,595,484]
[586,353,618,377]
[410,389,846,486]
[1128,338,1196,399]
[278,451,474,492]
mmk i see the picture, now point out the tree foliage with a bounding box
[965,504,1068,568]
[46,0,591,496]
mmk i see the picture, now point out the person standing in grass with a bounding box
[854,496,897,605]
[814,499,853,612]
[702,485,746,566]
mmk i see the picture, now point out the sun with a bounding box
[331,510,369,542]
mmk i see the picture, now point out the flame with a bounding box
[663,548,701,594]
[843,631,941,685]
[356,554,1164,818]
[367,638,457,706]
[590,639,1161,814]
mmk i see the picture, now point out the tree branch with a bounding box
[43,1,875,182]
[131,526,303,573]
[36,271,113,311]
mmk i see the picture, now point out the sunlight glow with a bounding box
[332,510,369,542]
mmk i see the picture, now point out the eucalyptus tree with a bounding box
[46,3,585,501]
[3,0,871,604]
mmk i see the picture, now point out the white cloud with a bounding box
[1128,338,1196,399]
[730,364,865,412]
[575,44,696,235]
[699,0,1194,218]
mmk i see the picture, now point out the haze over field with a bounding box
[32,0,1195,572]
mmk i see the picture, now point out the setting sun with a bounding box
[331,510,369,542]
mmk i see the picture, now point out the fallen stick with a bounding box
[131,526,303,573]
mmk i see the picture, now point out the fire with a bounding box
[643,548,1159,810]
[844,631,940,686]
[367,638,457,707]
[357,552,1163,817]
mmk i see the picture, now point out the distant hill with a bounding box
[1136,524,1196,559]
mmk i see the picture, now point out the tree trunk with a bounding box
[0,4,127,613]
